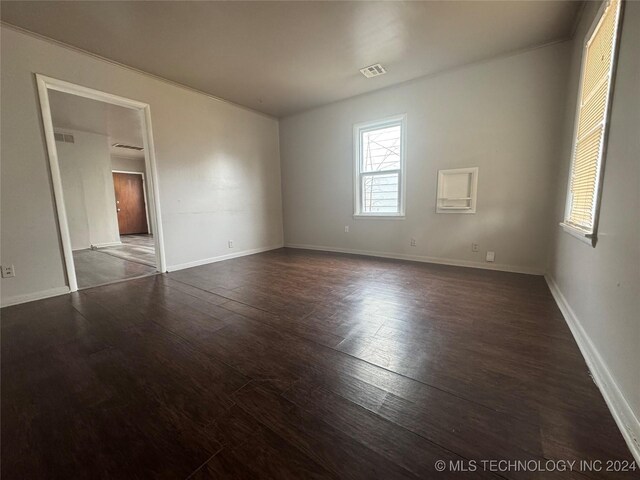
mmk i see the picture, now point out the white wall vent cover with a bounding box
[436,167,479,214]
[360,64,387,78]
[54,133,75,143]
[112,143,144,151]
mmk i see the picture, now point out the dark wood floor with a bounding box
[1,248,635,479]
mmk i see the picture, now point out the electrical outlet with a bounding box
[472,243,479,252]
[1,264,15,278]
[344,226,349,233]
[228,240,234,248]
[410,238,417,247]
[486,251,495,262]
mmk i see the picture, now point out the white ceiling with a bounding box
[2,1,582,117]
[49,90,145,159]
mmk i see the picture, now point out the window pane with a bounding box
[362,173,399,213]
[361,125,401,172]
[565,0,621,232]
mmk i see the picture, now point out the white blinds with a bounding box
[566,0,622,232]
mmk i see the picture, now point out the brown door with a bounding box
[113,172,149,235]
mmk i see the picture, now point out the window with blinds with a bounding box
[563,0,623,242]
[354,116,406,216]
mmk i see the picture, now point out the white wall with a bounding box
[111,155,146,174]
[0,26,283,305]
[56,129,120,250]
[547,0,640,453]
[280,42,570,273]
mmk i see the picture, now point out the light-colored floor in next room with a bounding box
[99,234,156,267]
[73,234,156,289]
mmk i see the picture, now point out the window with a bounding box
[562,0,623,245]
[354,115,406,217]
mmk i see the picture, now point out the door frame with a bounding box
[36,74,167,291]
[112,170,152,236]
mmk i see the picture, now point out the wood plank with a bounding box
[193,405,335,479]
[232,382,417,480]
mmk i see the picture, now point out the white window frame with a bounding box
[561,0,624,246]
[353,114,407,218]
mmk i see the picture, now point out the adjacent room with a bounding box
[49,90,158,288]
[1,1,638,478]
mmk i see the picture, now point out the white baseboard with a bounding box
[1,286,71,308]
[90,241,122,249]
[545,274,640,464]
[166,244,284,272]
[284,243,543,275]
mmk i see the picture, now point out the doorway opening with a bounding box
[37,75,166,291]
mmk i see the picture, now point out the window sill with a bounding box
[353,214,405,220]
[560,222,596,247]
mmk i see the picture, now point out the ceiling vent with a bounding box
[112,143,144,151]
[360,64,387,78]
[54,133,75,143]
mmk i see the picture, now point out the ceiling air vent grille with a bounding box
[112,143,144,151]
[54,133,75,143]
[360,64,387,78]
